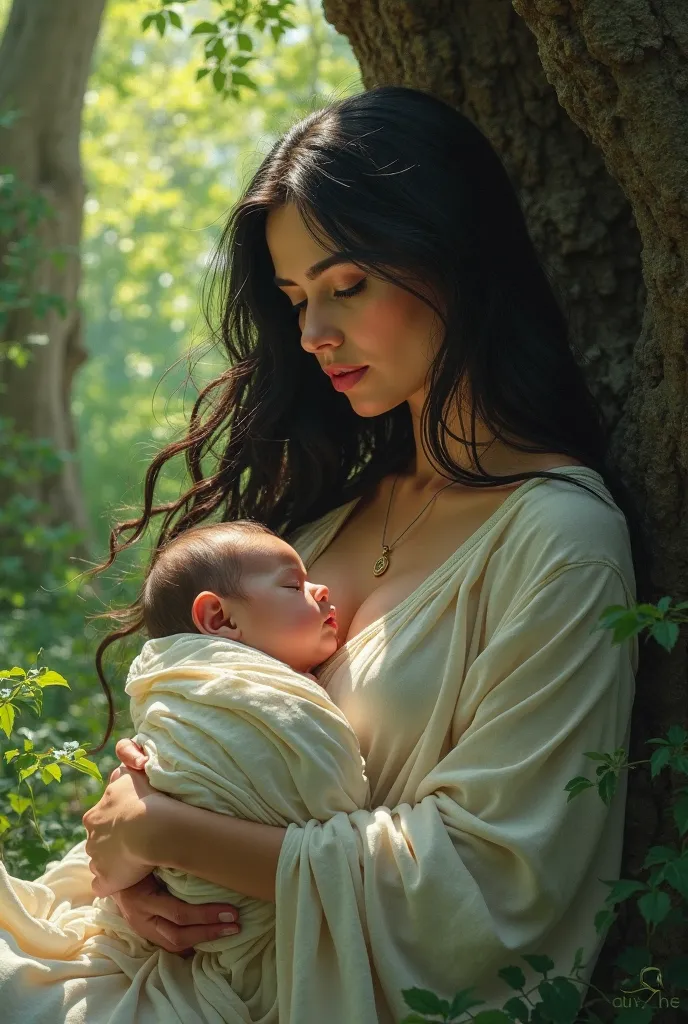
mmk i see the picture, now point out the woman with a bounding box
[82,85,644,1022]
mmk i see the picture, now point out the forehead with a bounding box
[240,536,305,576]
[265,203,331,269]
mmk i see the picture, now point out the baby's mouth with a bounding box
[324,608,337,629]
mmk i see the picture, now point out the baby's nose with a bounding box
[312,583,330,603]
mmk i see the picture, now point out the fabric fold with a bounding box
[274,562,637,1023]
[0,635,370,1023]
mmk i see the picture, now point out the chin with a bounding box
[346,396,402,418]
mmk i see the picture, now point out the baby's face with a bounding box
[222,537,338,673]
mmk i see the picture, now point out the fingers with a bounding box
[152,917,241,953]
[115,737,147,769]
[144,889,240,927]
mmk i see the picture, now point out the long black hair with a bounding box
[90,85,650,749]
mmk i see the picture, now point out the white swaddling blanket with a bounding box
[0,633,370,1023]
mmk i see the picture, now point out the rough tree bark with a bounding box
[322,0,685,1017]
[0,0,107,543]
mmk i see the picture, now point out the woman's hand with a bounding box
[84,738,241,952]
[110,874,241,955]
[83,758,165,896]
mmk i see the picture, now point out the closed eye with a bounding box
[291,278,366,315]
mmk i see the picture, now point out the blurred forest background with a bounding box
[0,0,361,876]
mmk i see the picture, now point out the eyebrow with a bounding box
[277,561,307,578]
[273,253,353,287]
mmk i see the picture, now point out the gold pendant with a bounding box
[373,546,390,577]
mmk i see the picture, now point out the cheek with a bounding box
[362,290,440,363]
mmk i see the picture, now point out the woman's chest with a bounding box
[306,486,514,644]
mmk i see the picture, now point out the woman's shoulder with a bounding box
[493,466,636,600]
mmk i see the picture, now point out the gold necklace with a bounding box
[373,474,456,577]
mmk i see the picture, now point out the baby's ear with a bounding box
[191,591,241,640]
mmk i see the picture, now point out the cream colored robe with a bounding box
[0,465,637,1023]
[275,464,638,1022]
[0,637,370,1022]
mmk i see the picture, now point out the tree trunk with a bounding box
[323,0,685,1017]
[0,0,107,544]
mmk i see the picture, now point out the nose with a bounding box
[310,582,330,604]
[299,314,344,357]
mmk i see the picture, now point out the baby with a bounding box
[141,518,339,680]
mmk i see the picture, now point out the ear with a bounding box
[191,591,241,640]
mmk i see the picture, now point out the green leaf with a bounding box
[8,792,31,815]
[535,977,582,1024]
[564,776,594,802]
[667,724,688,746]
[3,748,20,763]
[190,21,217,35]
[637,889,671,927]
[154,12,166,36]
[601,878,648,904]
[400,987,450,1016]
[502,996,530,1023]
[23,737,33,752]
[598,770,617,806]
[196,67,210,81]
[521,954,555,975]
[570,946,585,973]
[650,745,672,777]
[0,814,11,835]
[0,702,15,737]
[231,71,258,90]
[18,761,40,782]
[594,907,617,934]
[237,32,253,51]
[212,69,226,92]
[41,762,62,783]
[664,857,688,900]
[673,793,688,837]
[643,845,678,868]
[472,1013,512,1024]
[448,989,485,1017]
[5,667,25,678]
[610,1006,656,1023]
[71,757,102,782]
[497,965,526,990]
[37,669,69,688]
[167,10,182,29]
[650,618,679,651]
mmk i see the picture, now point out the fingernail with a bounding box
[218,912,236,922]
[220,925,239,935]
[135,758,145,768]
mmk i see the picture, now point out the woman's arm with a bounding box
[83,741,287,903]
[150,795,287,904]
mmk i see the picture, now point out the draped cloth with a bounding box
[275,465,638,1022]
[0,465,638,1024]
[0,636,370,1022]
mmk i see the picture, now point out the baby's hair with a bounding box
[91,519,276,752]
[143,519,276,638]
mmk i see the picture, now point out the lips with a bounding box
[323,364,368,377]
[324,608,337,628]
[325,366,369,393]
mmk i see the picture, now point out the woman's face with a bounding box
[265,202,445,418]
